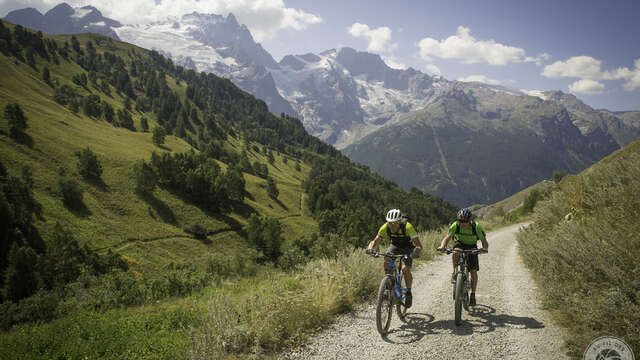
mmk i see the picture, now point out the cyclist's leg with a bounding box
[383,245,397,273]
[401,246,414,287]
[468,253,479,292]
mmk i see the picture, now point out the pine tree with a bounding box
[2,243,39,302]
[152,126,166,146]
[140,117,149,132]
[42,66,51,86]
[4,103,28,138]
[266,176,279,199]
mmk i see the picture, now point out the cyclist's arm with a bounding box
[480,236,488,250]
[367,235,383,250]
[439,234,452,249]
[412,236,423,251]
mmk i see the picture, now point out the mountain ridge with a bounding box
[4,2,640,207]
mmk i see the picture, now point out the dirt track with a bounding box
[283,223,569,359]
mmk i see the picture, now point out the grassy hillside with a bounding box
[517,137,640,357]
[0,22,458,358]
[472,179,554,219]
[0,30,315,276]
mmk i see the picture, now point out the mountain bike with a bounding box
[368,251,410,335]
[442,248,486,326]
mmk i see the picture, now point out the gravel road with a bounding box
[283,223,569,359]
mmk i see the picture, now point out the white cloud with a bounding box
[26,0,322,42]
[348,22,397,53]
[568,79,605,94]
[418,26,548,66]
[616,59,640,91]
[542,56,640,92]
[542,56,603,80]
[457,74,501,85]
[425,64,441,76]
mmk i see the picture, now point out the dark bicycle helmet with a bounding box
[457,208,472,222]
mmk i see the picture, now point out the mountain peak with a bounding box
[226,12,239,26]
[4,7,44,30]
[44,2,73,17]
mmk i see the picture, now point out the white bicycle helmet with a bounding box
[386,209,402,223]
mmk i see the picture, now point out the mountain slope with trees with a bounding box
[0,21,457,358]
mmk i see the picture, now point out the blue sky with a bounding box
[261,0,640,111]
[2,0,639,111]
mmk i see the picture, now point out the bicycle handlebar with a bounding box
[439,248,487,255]
[367,251,411,259]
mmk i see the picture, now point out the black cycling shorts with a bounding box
[453,241,479,271]
[385,244,414,268]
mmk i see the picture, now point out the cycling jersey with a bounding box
[378,222,418,247]
[449,221,485,245]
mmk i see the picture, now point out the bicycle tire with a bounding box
[376,275,393,335]
[396,273,408,320]
[462,276,470,311]
[454,272,464,326]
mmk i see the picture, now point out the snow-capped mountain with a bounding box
[3,2,121,40]
[271,47,437,147]
[112,12,296,118]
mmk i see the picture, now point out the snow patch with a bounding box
[72,8,92,18]
[113,23,238,70]
[520,89,547,100]
[89,21,106,27]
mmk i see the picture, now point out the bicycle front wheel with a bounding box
[454,272,464,326]
[376,275,393,335]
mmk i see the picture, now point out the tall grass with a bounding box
[190,227,453,359]
[190,248,380,358]
[518,142,640,357]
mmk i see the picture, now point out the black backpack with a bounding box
[454,220,485,240]
[386,222,407,238]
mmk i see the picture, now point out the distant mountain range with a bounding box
[5,2,640,205]
[3,3,121,39]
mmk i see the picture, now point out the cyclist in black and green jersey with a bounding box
[366,209,423,308]
[438,208,489,306]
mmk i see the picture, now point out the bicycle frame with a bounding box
[371,251,410,335]
[385,255,408,305]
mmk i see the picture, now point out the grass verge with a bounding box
[517,140,640,357]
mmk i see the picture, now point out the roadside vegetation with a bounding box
[517,139,640,357]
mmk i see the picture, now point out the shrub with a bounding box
[75,147,103,181]
[184,223,207,240]
[552,170,566,184]
[58,174,83,209]
[132,160,156,196]
[53,85,77,106]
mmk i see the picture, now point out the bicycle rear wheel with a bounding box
[376,275,393,335]
[396,274,408,320]
[454,272,464,326]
